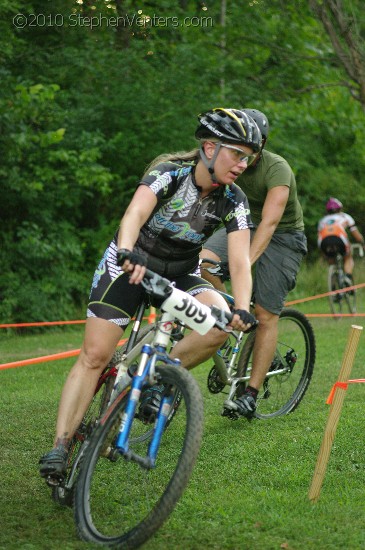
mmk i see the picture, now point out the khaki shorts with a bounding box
[203,227,307,315]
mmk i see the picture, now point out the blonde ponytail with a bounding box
[144,148,200,173]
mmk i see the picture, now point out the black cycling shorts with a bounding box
[87,240,213,327]
[320,236,346,258]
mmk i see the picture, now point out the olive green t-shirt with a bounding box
[236,149,304,232]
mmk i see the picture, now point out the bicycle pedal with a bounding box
[101,446,120,462]
[45,474,65,487]
[221,407,239,420]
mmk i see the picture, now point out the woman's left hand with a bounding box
[230,309,258,333]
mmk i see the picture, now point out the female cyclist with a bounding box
[318,197,365,284]
[39,108,261,481]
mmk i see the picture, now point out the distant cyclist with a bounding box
[317,197,365,287]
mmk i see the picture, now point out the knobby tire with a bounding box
[74,364,204,549]
[236,308,316,419]
[51,326,156,507]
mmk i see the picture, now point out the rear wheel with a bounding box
[328,265,356,315]
[74,365,203,548]
[328,265,344,315]
[236,308,316,419]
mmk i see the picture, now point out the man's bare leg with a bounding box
[249,304,279,390]
[343,253,354,276]
[224,304,279,418]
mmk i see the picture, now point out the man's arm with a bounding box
[250,185,289,265]
[228,229,252,311]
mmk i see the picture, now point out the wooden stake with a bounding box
[308,324,363,502]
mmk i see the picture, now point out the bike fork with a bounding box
[115,347,178,469]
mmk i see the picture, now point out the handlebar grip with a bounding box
[243,319,259,334]
[210,305,233,328]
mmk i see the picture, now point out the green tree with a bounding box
[1,0,364,321]
[309,0,365,109]
[0,82,114,322]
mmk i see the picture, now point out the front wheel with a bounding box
[236,308,316,419]
[51,326,157,507]
[74,364,204,548]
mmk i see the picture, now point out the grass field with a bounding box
[1,259,365,550]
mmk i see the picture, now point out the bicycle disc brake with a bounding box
[207,366,225,394]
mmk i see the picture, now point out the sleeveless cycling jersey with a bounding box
[89,159,253,322]
[124,160,252,275]
[317,212,356,247]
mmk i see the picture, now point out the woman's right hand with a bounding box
[117,248,147,284]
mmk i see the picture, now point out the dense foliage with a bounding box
[1,0,364,321]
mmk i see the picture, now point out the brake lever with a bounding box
[211,306,259,334]
[141,271,173,300]
[210,305,233,332]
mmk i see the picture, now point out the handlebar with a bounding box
[199,257,230,282]
[118,250,256,335]
[141,269,234,335]
[351,243,364,258]
[141,268,257,335]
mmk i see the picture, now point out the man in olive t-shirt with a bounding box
[241,148,304,232]
[200,109,307,419]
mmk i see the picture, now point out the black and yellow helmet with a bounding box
[195,108,262,152]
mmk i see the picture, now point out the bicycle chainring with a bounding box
[207,366,225,394]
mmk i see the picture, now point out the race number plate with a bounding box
[161,288,215,335]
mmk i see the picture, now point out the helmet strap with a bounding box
[199,143,222,186]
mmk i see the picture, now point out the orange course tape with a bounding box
[326,379,365,404]
[0,349,81,370]
[0,317,150,328]
[0,338,127,371]
[285,282,365,306]
[0,320,86,328]
[1,284,364,327]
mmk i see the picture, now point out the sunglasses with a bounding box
[220,143,257,166]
